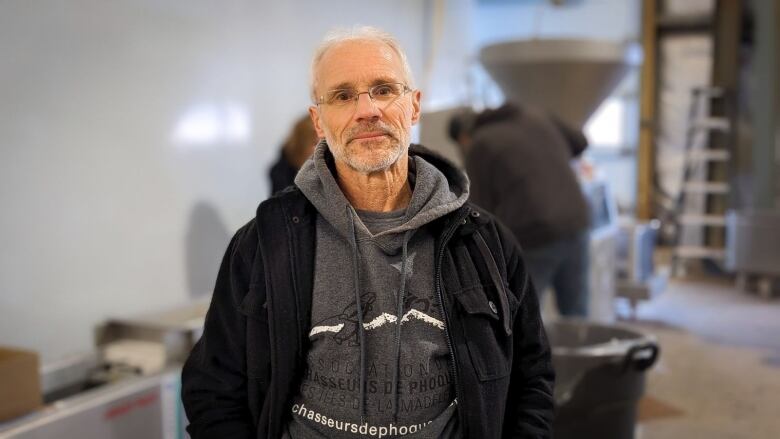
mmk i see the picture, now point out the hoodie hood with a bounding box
[294,140,470,252]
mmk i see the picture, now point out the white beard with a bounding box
[326,129,410,174]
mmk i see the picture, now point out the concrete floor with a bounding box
[620,277,780,439]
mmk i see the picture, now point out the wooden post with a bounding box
[637,0,658,220]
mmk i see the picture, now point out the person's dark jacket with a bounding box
[268,150,298,195]
[466,103,590,250]
[182,148,555,439]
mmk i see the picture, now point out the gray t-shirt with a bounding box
[283,208,459,438]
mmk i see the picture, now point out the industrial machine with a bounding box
[726,209,780,297]
[582,178,620,323]
[615,218,667,315]
[0,302,208,439]
[479,38,632,130]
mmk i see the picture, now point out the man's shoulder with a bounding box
[252,185,317,240]
[463,202,502,231]
[462,201,523,255]
[258,185,313,219]
[223,188,309,258]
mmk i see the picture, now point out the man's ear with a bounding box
[410,89,422,125]
[308,106,326,138]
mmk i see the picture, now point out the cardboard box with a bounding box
[0,347,42,422]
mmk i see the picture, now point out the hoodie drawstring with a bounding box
[348,208,416,425]
[391,229,414,421]
[347,207,367,425]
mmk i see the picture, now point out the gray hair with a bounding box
[310,26,415,102]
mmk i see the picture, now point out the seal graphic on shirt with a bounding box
[309,251,444,345]
[309,291,444,346]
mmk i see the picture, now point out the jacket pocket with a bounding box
[454,284,518,381]
[238,286,271,381]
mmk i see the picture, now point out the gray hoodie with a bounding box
[284,141,469,438]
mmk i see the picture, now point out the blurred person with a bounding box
[269,114,318,195]
[182,27,554,439]
[449,103,591,318]
[447,108,477,157]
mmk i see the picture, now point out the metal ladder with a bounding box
[671,86,732,276]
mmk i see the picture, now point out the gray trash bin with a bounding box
[547,320,659,439]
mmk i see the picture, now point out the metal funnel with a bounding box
[480,39,632,129]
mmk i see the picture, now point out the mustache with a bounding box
[346,123,396,142]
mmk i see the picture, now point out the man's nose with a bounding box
[353,92,381,121]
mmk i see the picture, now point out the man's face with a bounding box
[309,39,421,174]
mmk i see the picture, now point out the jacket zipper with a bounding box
[435,208,470,424]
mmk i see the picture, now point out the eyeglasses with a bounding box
[317,82,412,107]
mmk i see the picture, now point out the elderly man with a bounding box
[182,27,554,439]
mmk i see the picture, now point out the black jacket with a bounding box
[181,185,555,438]
[467,103,590,250]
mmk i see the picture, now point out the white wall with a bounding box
[419,0,476,111]
[0,0,428,362]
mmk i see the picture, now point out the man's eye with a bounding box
[373,85,394,96]
[331,91,355,102]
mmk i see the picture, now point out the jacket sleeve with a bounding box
[498,222,556,438]
[181,224,258,439]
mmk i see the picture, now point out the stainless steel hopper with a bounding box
[480,39,633,128]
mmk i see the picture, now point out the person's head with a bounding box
[283,114,318,169]
[308,26,422,174]
[447,108,477,154]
